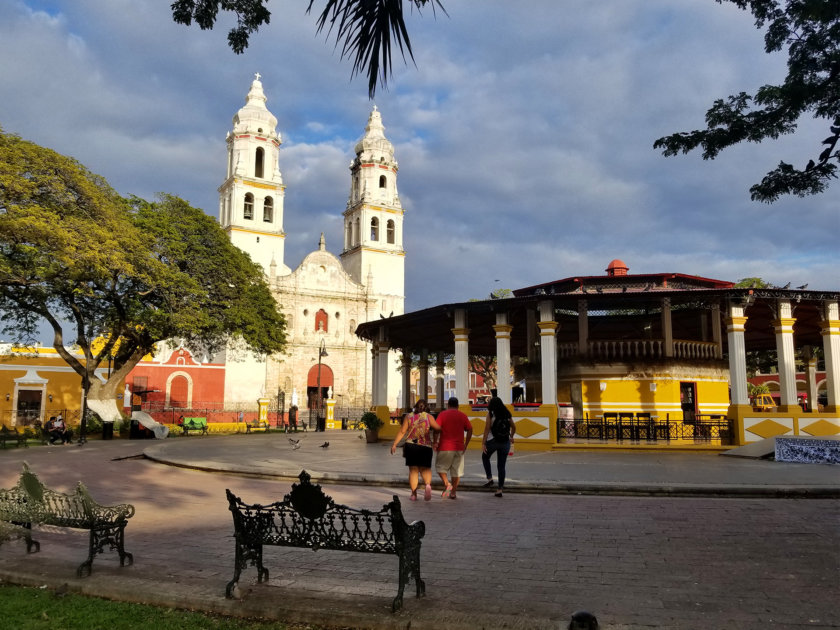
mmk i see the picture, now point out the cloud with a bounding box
[1,0,836,322]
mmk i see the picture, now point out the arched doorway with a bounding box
[306,363,333,431]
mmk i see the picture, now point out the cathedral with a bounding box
[217,75,405,413]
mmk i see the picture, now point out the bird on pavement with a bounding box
[320,441,330,448]
[288,438,300,446]
[292,442,301,450]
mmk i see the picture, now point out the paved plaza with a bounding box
[0,432,837,629]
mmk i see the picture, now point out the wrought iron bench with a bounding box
[226,470,426,612]
[245,419,269,433]
[0,425,27,449]
[180,417,208,435]
[0,463,135,577]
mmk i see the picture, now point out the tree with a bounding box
[0,130,287,424]
[654,1,840,202]
[734,277,772,288]
[170,0,445,97]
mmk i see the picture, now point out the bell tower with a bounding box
[219,74,288,276]
[340,107,405,314]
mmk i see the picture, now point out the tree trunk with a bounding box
[88,377,125,426]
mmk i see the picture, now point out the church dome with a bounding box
[606,259,629,276]
[232,74,279,140]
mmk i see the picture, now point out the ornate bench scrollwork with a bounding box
[0,463,135,577]
[226,470,425,612]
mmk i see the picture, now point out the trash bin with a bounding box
[102,422,114,440]
[341,417,348,430]
[129,419,142,439]
[317,415,326,432]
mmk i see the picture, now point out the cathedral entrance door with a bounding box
[306,364,334,430]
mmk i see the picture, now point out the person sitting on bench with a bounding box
[49,415,72,444]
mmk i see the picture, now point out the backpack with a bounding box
[490,412,511,442]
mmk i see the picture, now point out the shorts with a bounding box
[435,450,465,477]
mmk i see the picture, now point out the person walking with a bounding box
[434,397,472,499]
[481,396,515,497]
[390,399,441,501]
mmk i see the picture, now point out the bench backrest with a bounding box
[0,463,135,527]
[227,471,415,555]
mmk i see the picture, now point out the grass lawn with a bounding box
[0,584,332,630]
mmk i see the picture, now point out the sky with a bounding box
[1,0,837,318]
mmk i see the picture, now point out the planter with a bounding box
[364,429,379,443]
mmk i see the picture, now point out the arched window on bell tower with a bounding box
[354,217,360,245]
[263,196,273,222]
[370,217,379,241]
[386,219,395,244]
[255,147,264,178]
[345,222,352,249]
[244,193,254,220]
[379,174,387,188]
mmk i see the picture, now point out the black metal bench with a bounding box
[0,425,27,449]
[225,470,426,612]
[0,463,135,577]
[245,419,269,433]
[180,417,208,435]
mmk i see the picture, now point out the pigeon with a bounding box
[781,282,791,289]
[320,441,330,448]
[358,433,364,439]
[288,438,300,446]
[796,283,808,290]
[293,442,301,450]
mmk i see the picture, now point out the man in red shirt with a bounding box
[434,397,473,499]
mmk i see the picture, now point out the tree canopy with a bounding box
[654,0,840,202]
[170,0,444,97]
[0,129,286,421]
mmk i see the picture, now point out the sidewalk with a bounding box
[0,433,836,630]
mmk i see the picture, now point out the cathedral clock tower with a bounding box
[341,107,405,315]
[218,74,288,276]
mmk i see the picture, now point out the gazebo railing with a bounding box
[557,339,719,361]
[557,417,733,445]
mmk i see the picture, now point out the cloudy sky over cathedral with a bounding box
[2,1,836,313]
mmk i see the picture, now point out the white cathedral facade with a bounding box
[218,75,405,412]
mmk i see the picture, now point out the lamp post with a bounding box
[316,339,328,432]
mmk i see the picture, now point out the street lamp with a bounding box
[316,339,328,432]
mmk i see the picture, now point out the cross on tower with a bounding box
[254,72,261,81]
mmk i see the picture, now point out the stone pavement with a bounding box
[0,432,837,629]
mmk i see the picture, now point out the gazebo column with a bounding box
[712,303,723,358]
[374,335,390,409]
[370,345,380,406]
[726,303,749,406]
[821,301,840,412]
[773,300,798,412]
[804,347,818,413]
[418,349,429,407]
[577,299,588,357]
[538,300,558,405]
[662,297,674,358]
[452,308,470,406]
[400,352,413,412]
[493,313,513,403]
[435,353,446,410]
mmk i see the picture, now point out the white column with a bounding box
[418,349,429,405]
[821,301,840,410]
[401,352,412,411]
[452,308,470,405]
[711,303,723,358]
[373,328,389,408]
[493,312,512,404]
[370,345,379,406]
[805,349,818,413]
[435,353,446,410]
[773,300,797,409]
[577,299,588,357]
[662,297,674,358]
[726,303,749,406]
[538,300,558,405]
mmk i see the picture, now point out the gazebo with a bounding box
[355,261,840,449]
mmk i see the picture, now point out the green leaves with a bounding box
[171,0,444,97]
[656,1,840,201]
